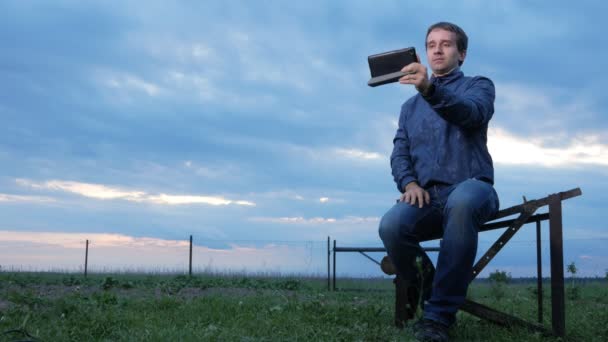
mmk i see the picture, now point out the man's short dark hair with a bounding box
[426,22,468,66]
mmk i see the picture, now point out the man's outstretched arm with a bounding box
[399,61,495,130]
[422,76,495,130]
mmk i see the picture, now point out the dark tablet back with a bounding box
[368,47,417,87]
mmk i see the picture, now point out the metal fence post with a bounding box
[189,235,193,277]
[332,240,336,291]
[84,239,89,278]
[536,220,543,324]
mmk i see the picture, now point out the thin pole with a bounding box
[332,240,337,291]
[536,220,543,324]
[84,239,89,278]
[327,236,330,291]
[189,235,193,277]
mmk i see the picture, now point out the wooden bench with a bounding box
[332,188,582,337]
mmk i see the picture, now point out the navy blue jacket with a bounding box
[391,68,495,192]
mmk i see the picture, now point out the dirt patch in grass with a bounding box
[0,299,13,311]
[3,283,291,302]
[176,286,264,300]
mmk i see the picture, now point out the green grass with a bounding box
[0,272,606,341]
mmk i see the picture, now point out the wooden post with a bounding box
[548,195,565,337]
[189,235,193,277]
[84,239,89,278]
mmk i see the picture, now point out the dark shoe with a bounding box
[413,318,449,342]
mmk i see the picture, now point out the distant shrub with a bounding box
[121,281,135,289]
[567,286,580,300]
[489,269,511,284]
[566,262,580,300]
[488,269,511,301]
[277,279,301,291]
[102,276,120,290]
[567,262,577,278]
[92,291,118,306]
[526,285,538,299]
[63,276,82,286]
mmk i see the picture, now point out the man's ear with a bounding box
[459,50,467,64]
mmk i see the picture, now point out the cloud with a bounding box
[166,70,218,102]
[319,197,329,203]
[243,190,306,202]
[182,160,239,180]
[564,228,608,240]
[15,179,255,206]
[121,18,354,107]
[17,179,147,201]
[489,127,608,167]
[147,194,251,206]
[226,30,316,93]
[249,216,380,225]
[0,194,56,203]
[100,70,162,97]
[334,148,383,161]
[494,82,600,135]
[0,230,188,249]
[285,144,385,164]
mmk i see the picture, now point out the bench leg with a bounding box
[383,255,434,328]
[394,275,419,328]
[549,194,565,337]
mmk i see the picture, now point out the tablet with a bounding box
[367,47,417,87]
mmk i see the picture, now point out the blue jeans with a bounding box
[378,178,499,326]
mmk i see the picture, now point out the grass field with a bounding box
[0,272,606,341]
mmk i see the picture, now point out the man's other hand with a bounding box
[400,182,430,208]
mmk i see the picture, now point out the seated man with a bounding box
[378,22,499,342]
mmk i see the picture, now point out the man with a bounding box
[378,22,499,342]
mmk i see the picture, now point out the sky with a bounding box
[1,0,607,277]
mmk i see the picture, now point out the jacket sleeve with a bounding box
[390,104,417,193]
[423,76,495,129]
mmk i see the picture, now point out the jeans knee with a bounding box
[447,198,476,219]
[446,179,498,224]
[379,203,433,245]
[378,215,396,242]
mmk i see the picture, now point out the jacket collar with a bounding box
[430,67,463,85]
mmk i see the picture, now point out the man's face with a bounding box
[425,28,466,76]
